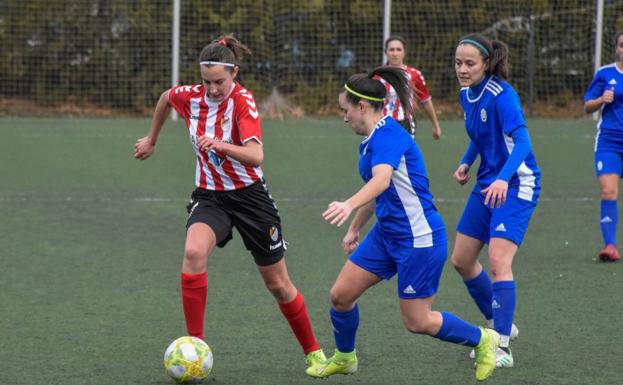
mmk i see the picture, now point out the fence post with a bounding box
[527,15,535,117]
[593,0,604,121]
[171,0,181,121]
[382,0,391,64]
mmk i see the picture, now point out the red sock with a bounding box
[279,292,320,354]
[181,272,207,340]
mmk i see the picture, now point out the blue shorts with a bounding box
[349,224,447,299]
[456,190,537,246]
[594,150,623,177]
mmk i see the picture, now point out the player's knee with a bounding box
[264,279,290,299]
[600,187,618,200]
[488,257,512,280]
[402,316,433,335]
[451,253,472,275]
[329,288,354,311]
[183,245,208,266]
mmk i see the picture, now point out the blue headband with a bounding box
[460,38,490,58]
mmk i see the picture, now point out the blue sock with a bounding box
[464,270,493,320]
[600,200,618,246]
[492,281,516,346]
[330,305,359,353]
[435,312,481,347]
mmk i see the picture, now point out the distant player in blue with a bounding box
[305,65,500,382]
[451,33,541,369]
[584,31,623,262]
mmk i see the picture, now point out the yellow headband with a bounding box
[344,84,385,102]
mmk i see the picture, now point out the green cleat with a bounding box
[474,327,500,381]
[305,349,327,367]
[305,350,358,378]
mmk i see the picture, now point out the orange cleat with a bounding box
[598,244,620,262]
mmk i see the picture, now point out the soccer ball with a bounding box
[163,336,213,383]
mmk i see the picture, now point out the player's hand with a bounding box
[603,87,615,104]
[323,201,354,227]
[481,179,508,208]
[342,230,359,255]
[134,136,155,160]
[196,136,225,153]
[453,164,470,185]
[432,126,441,140]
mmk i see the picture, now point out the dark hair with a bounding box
[384,35,407,52]
[615,31,623,45]
[458,33,510,80]
[344,66,414,120]
[199,34,252,71]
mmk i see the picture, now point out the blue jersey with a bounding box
[584,63,623,152]
[358,115,445,247]
[459,75,541,203]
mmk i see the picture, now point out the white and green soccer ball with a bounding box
[163,336,213,384]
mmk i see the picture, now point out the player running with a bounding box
[382,35,442,140]
[306,65,499,382]
[134,34,325,370]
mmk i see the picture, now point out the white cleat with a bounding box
[495,347,514,368]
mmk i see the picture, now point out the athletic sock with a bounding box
[435,312,481,347]
[492,280,516,348]
[330,305,359,353]
[278,292,321,354]
[600,199,618,246]
[464,269,493,320]
[181,272,207,340]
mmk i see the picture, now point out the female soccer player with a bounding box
[305,66,499,381]
[133,34,325,369]
[383,35,442,139]
[584,30,623,262]
[450,33,540,369]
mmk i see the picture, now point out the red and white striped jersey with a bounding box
[382,65,432,121]
[168,82,263,191]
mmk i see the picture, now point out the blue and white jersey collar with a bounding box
[465,75,489,101]
[361,114,392,145]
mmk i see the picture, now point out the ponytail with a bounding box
[344,66,414,122]
[489,40,509,80]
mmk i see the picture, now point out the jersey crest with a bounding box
[480,108,488,122]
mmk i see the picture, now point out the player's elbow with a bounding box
[250,148,264,167]
[248,155,263,167]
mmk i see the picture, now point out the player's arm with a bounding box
[134,90,172,160]
[482,93,531,208]
[584,88,614,113]
[584,74,611,113]
[342,200,375,254]
[197,138,264,167]
[197,91,264,167]
[420,99,442,140]
[323,164,393,227]
[454,140,477,185]
[482,126,531,208]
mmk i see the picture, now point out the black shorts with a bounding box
[398,118,417,138]
[186,180,286,266]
